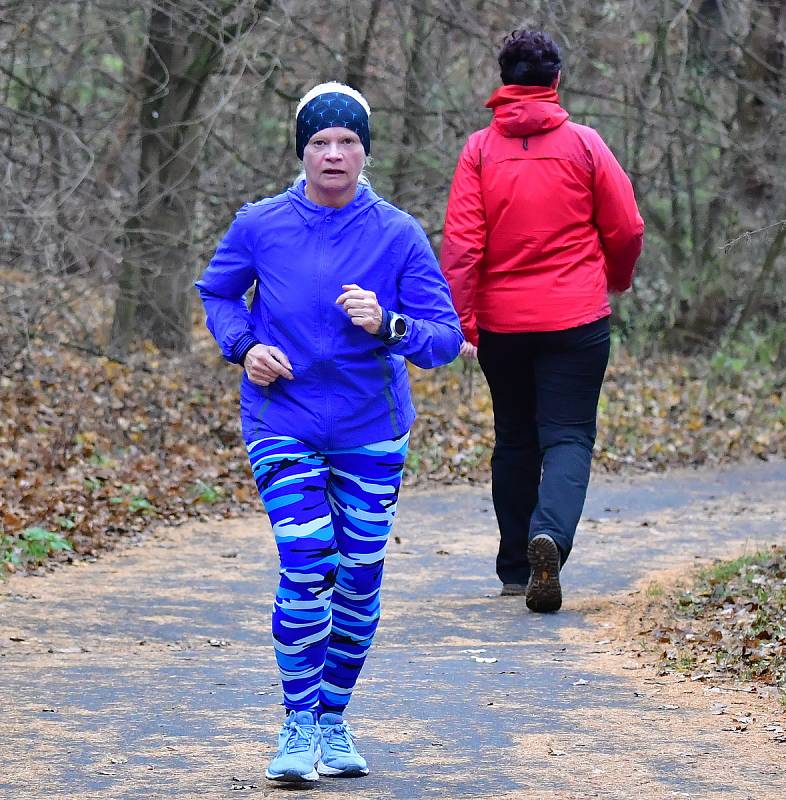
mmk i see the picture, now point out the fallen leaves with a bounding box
[407,350,785,483]
[650,548,786,698]
[1,334,784,572]
[611,546,786,735]
[1,336,258,572]
[230,777,259,791]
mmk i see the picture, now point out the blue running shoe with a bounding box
[317,713,369,777]
[265,710,321,783]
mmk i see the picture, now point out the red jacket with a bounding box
[440,85,644,345]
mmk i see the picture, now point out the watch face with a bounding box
[392,316,406,336]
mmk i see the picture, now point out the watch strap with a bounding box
[376,307,405,345]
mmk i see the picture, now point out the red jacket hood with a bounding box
[485,85,569,138]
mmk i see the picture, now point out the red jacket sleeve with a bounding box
[590,131,645,293]
[439,136,486,346]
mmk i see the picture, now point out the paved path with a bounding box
[2,460,785,799]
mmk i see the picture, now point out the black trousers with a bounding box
[477,317,610,585]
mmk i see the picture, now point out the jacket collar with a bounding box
[286,179,382,228]
[485,84,569,138]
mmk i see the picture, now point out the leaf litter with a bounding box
[587,547,786,740]
[648,547,786,701]
[1,335,784,574]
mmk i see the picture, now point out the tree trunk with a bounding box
[729,1,785,218]
[391,1,432,206]
[344,0,382,92]
[732,219,786,336]
[110,8,217,353]
[111,2,264,354]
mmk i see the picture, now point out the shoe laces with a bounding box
[283,719,317,754]
[321,721,355,754]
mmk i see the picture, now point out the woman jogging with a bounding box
[196,81,462,783]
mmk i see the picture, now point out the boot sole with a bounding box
[526,535,562,612]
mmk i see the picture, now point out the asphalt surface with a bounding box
[1,459,785,799]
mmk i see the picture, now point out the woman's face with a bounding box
[302,127,365,205]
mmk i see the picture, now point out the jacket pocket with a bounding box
[372,350,401,437]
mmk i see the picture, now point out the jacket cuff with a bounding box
[375,307,392,342]
[231,333,262,365]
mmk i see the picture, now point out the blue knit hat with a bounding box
[295,82,371,160]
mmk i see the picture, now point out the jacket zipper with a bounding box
[317,213,331,449]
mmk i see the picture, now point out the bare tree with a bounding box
[111,1,269,354]
[391,0,433,206]
[344,0,383,92]
[2,0,785,364]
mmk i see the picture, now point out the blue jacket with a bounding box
[196,180,462,450]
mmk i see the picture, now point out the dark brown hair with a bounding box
[498,29,561,87]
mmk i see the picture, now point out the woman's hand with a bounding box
[460,340,477,360]
[336,283,383,335]
[244,344,294,386]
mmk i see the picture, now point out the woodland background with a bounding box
[1,0,784,568]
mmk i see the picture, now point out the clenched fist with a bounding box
[244,344,294,387]
[336,283,383,335]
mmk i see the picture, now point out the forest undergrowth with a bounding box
[2,327,784,573]
[599,547,786,714]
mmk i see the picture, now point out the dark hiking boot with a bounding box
[525,534,562,612]
[500,583,528,597]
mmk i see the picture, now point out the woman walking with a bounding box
[196,82,461,783]
[441,30,644,612]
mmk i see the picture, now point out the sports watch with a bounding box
[378,309,407,345]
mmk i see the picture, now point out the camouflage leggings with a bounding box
[247,431,409,714]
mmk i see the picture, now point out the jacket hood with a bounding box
[485,85,569,138]
[286,179,383,230]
